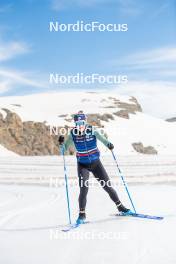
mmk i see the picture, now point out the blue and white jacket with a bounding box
[63,125,110,164]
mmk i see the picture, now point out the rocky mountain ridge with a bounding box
[0,91,173,156]
[0,94,159,155]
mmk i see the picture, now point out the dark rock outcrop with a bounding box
[166,117,176,122]
[113,96,142,119]
[132,142,158,155]
[0,109,60,156]
[87,113,114,127]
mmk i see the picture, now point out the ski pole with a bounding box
[111,150,137,213]
[60,146,72,225]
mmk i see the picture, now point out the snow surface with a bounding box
[0,183,175,264]
[0,145,18,157]
[0,91,176,155]
[0,155,176,184]
[0,155,175,264]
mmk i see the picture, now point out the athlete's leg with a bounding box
[77,162,90,213]
[91,159,121,204]
[91,159,129,212]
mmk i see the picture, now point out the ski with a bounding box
[62,221,89,232]
[62,212,164,232]
[62,223,80,232]
[114,212,164,220]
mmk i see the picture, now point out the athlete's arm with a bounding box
[95,130,114,150]
[94,129,111,147]
[64,134,74,151]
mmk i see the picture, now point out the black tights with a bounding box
[77,159,121,211]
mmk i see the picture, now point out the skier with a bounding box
[58,111,130,224]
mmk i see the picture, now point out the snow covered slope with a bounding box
[0,145,18,157]
[0,91,137,124]
[0,91,176,155]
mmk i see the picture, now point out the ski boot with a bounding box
[76,211,86,225]
[116,202,133,215]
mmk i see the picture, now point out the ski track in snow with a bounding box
[0,155,176,185]
[0,193,19,208]
[0,183,175,264]
[0,189,61,227]
[0,156,176,264]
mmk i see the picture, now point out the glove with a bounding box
[58,135,65,145]
[107,142,114,150]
